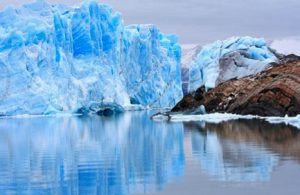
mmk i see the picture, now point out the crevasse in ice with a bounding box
[0,0,183,116]
[188,37,278,92]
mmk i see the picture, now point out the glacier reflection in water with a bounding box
[1,113,300,194]
[0,112,185,194]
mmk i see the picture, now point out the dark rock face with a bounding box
[172,59,300,117]
[171,86,206,112]
[277,53,300,64]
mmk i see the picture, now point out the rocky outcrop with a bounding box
[172,58,300,117]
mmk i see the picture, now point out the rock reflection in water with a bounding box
[186,119,300,182]
[0,112,185,194]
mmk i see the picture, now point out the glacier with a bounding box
[122,25,182,107]
[0,0,183,116]
[188,36,278,92]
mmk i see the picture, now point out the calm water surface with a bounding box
[0,111,300,195]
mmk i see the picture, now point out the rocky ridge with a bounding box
[172,56,300,117]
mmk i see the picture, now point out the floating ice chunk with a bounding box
[265,115,300,129]
[169,113,255,123]
[165,113,300,129]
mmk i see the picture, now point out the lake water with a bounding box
[0,111,300,195]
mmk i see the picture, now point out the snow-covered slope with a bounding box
[188,37,278,92]
[271,37,300,56]
[0,0,183,116]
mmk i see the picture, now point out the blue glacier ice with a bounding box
[0,0,183,116]
[188,37,278,92]
[122,25,182,107]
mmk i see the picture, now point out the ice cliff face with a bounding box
[122,25,182,107]
[188,37,278,92]
[0,0,183,116]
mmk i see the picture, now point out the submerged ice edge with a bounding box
[153,113,300,129]
[0,105,142,119]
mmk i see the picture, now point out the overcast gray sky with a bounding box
[1,0,300,44]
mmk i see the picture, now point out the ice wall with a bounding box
[122,25,182,107]
[0,0,183,116]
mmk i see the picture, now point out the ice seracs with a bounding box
[122,25,182,108]
[188,36,278,92]
[0,0,183,116]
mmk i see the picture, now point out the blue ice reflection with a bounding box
[0,112,185,194]
[1,113,300,194]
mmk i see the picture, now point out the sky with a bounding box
[0,0,300,44]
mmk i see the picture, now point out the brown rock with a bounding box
[172,60,300,117]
